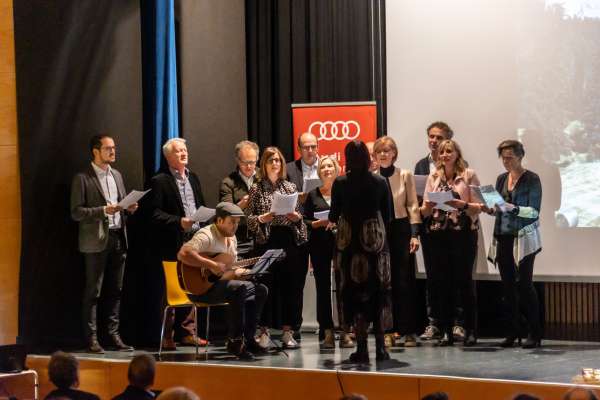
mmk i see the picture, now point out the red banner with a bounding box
[292,102,377,173]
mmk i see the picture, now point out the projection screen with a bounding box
[386,0,600,280]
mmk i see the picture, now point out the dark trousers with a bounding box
[257,226,308,328]
[421,232,465,328]
[189,280,267,342]
[428,230,478,333]
[389,218,417,334]
[82,230,126,339]
[496,235,541,338]
[309,234,335,333]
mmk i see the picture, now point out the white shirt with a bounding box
[91,162,121,229]
[238,170,255,189]
[301,158,319,180]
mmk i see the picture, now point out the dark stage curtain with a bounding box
[245,0,387,160]
[14,1,143,350]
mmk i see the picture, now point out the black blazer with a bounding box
[150,170,205,260]
[286,159,304,191]
[112,385,157,400]
[414,155,431,176]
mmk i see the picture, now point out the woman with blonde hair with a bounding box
[373,136,421,348]
[246,146,308,349]
[420,139,483,346]
[304,156,354,349]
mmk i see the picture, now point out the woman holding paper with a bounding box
[373,137,421,348]
[488,140,542,348]
[420,139,482,346]
[304,156,355,349]
[329,140,393,363]
[246,146,308,349]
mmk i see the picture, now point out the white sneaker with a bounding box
[281,330,300,349]
[256,330,271,350]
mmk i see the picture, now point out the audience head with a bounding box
[48,351,79,390]
[156,387,200,400]
[317,156,340,184]
[259,146,286,182]
[365,141,379,171]
[421,392,449,400]
[344,140,371,174]
[89,134,116,165]
[340,394,368,400]
[427,121,453,157]
[564,388,599,400]
[127,353,156,390]
[512,395,540,400]
[497,139,525,173]
[435,139,467,175]
[235,140,259,178]
[214,202,244,237]
[297,132,319,166]
[162,138,188,171]
[373,136,398,168]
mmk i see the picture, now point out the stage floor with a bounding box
[62,333,600,385]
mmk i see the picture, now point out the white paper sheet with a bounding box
[302,178,322,193]
[426,191,456,212]
[314,210,330,220]
[117,189,151,209]
[270,192,298,215]
[190,206,216,222]
[414,175,428,197]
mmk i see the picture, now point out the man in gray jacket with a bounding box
[71,134,137,353]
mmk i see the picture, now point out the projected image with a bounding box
[517,0,600,227]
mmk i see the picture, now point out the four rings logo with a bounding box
[308,120,361,141]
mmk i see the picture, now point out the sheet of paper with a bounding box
[250,248,286,274]
[426,191,456,212]
[414,175,428,197]
[117,189,151,209]
[314,210,330,220]
[270,192,298,215]
[190,206,216,222]
[302,178,322,193]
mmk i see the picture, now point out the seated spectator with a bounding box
[564,388,599,400]
[422,392,449,400]
[156,387,199,400]
[112,353,157,400]
[45,351,100,400]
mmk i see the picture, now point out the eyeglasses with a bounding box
[238,160,257,166]
[301,145,318,151]
[101,146,116,152]
[376,148,393,155]
[267,157,282,164]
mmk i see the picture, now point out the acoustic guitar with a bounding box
[177,253,260,296]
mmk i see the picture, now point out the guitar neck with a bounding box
[228,256,261,269]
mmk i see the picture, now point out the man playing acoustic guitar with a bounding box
[177,202,268,360]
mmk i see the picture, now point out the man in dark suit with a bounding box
[112,353,157,400]
[414,121,467,342]
[219,140,259,256]
[284,132,319,340]
[45,351,100,400]
[150,138,206,350]
[71,135,136,353]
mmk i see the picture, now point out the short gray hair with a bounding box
[234,140,259,159]
[162,138,187,157]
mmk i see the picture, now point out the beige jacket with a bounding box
[384,167,422,223]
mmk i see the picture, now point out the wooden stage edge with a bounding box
[26,355,600,400]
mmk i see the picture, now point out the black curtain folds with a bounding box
[245,0,387,160]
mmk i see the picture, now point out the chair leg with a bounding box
[159,306,170,358]
[194,306,199,359]
[205,307,211,360]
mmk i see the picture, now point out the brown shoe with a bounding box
[180,335,208,347]
[339,332,355,348]
[161,337,177,351]
[320,329,335,349]
[87,337,105,354]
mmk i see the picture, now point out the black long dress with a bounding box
[328,171,393,333]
